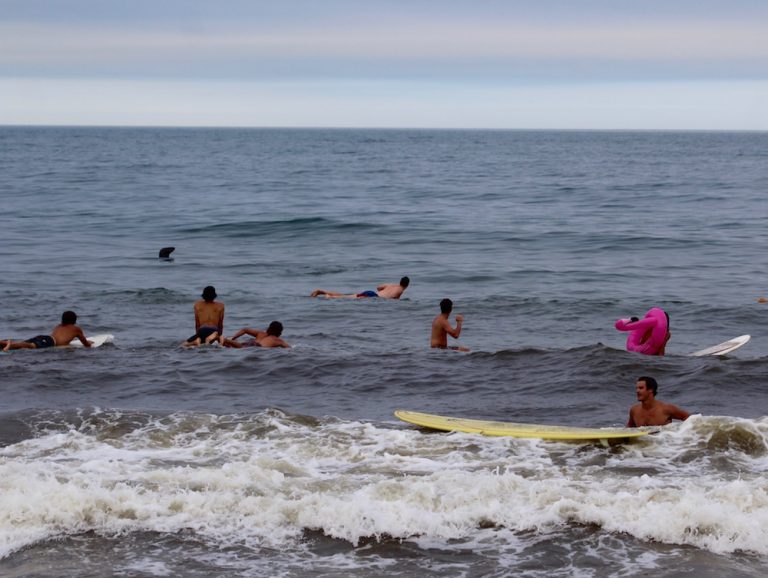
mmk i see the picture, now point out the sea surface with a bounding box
[1,126,767,577]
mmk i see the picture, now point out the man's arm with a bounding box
[230,327,264,340]
[627,409,637,428]
[443,316,462,339]
[77,328,92,348]
[667,404,690,422]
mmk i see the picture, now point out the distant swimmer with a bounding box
[310,277,410,299]
[758,297,767,303]
[159,247,175,260]
[430,298,469,351]
[1,310,92,351]
[221,321,290,349]
[627,376,690,427]
[183,285,225,347]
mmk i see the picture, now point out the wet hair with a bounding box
[665,311,670,328]
[440,298,453,314]
[202,286,217,302]
[266,321,283,337]
[637,376,658,396]
[400,276,410,288]
[61,310,77,325]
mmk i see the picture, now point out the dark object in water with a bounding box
[159,247,175,259]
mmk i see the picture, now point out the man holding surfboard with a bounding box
[627,376,690,427]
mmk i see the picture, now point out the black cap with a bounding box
[202,286,217,301]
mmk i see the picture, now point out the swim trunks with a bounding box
[187,326,219,343]
[356,290,378,298]
[25,335,55,348]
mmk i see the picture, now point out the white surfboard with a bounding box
[690,334,750,357]
[69,333,115,348]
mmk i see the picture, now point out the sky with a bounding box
[1,0,767,129]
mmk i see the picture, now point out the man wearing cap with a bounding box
[183,285,225,346]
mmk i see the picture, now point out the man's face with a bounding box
[636,380,652,401]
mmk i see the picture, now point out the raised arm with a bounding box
[444,315,463,339]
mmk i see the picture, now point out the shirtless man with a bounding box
[183,286,225,347]
[2,310,92,351]
[430,298,469,351]
[627,376,690,427]
[310,277,410,299]
[221,321,290,349]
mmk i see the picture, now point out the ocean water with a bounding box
[1,126,767,577]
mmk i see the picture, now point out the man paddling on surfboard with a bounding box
[1,310,93,351]
[310,277,410,299]
[220,321,291,349]
[627,376,690,427]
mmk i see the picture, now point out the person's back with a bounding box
[194,286,225,332]
[194,300,225,330]
[51,321,89,346]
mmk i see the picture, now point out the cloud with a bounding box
[1,19,766,82]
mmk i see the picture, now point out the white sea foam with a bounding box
[1,411,766,560]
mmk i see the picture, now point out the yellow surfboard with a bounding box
[395,410,656,442]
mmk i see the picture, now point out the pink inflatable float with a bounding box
[615,307,669,355]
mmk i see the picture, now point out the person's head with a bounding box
[400,276,410,288]
[636,376,658,399]
[61,310,77,325]
[202,286,217,302]
[266,321,283,337]
[440,298,453,314]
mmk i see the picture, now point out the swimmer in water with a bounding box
[430,298,469,352]
[627,376,690,427]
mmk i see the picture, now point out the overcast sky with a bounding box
[2,0,767,129]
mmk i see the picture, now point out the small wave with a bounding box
[179,217,381,239]
[96,287,185,305]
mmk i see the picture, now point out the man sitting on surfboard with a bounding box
[1,310,93,351]
[220,321,290,349]
[183,285,225,347]
[627,376,690,427]
[310,277,410,299]
[430,298,469,351]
